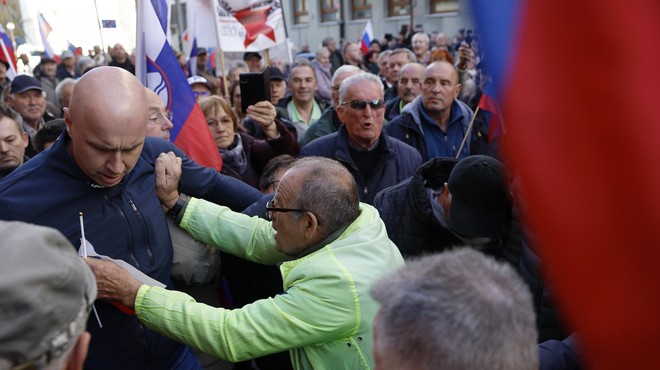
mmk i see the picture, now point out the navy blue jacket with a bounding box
[373,157,462,257]
[0,132,261,369]
[385,96,479,161]
[300,125,422,204]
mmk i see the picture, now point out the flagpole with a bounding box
[220,49,229,98]
[455,106,479,159]
[93,0,106,51]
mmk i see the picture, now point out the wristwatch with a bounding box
[167,197,187,219]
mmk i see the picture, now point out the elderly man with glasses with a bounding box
[84,155,404,370]
[0,67,263,370]
[300,73,422,204]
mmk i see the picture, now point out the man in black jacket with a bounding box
[374,155,511,259]
[301,73,421,204]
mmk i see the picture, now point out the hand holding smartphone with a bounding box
[239,68,271,113]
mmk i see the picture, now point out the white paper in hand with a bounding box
[78,238,166,288]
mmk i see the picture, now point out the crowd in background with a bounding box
[0,23,581,370]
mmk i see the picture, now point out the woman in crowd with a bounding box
[199,95,299,188]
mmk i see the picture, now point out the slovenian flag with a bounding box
[187,36,198,78]
[471,0,660,368]
[37,13,60,63]
[0,24,17,80]
[359,21,373,55]
[136,0,222,171]
[477,82,504,142]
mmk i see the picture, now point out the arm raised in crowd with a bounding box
[142,136,262,212]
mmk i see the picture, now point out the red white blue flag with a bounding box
[477,82,504,141]
[472,0,660,368]
[359,21,373,55]
[0,24,17,80]
[137,0,222,171]
[37,13,60,63]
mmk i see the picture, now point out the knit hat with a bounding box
[0,221,97,368]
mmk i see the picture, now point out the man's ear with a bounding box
[303,211,322,242]
[63,107,73,135]
[336,104,346,123]
[65,331,91,370]
[454,83,462,99]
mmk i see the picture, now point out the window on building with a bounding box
[387,0,410,17]
[294,0,309,24]
[351,0,372,19]
[320,0,340,22]
[430,0,459,14]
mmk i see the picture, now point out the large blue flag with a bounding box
[136,0,222,171]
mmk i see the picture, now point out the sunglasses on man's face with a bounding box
[341,99,386,110]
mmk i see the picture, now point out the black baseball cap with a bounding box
[243,52,262,61]
[448,155,509,237]
[268,67,285,81]
[196,47,208,55]
[10,75,44,94]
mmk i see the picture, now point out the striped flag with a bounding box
[360,21,374,55]
[0,24,17,80]
[137,0,222,171]
[37,13,60,63]
[471,0,660,368]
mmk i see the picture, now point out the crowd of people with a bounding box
[0,25,580,370]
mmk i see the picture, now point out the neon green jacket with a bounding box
[134,198,404,369]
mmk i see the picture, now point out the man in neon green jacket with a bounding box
[87,156,404,369]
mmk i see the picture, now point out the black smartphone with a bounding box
[239,68,271,113]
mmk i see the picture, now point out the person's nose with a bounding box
[106,152,125,175]
[163,117,174,131]
[0,141,8,153]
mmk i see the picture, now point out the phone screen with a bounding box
[239,68,271,113]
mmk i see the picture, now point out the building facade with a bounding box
[280,0,472,51]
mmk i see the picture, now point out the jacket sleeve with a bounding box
[180,197,286,265]
[145,138,262,212]
[249,120,300,173]
[135,264,361,362]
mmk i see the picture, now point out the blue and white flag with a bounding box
[136,0,222,170]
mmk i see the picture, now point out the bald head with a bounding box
[288,157,360,231]
[65,67,148,187]
[69,67,148,134]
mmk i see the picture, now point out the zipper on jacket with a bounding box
[106,195,142,270]
[128,199,155,265]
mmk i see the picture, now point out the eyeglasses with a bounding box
[340,99,386,110]
[149,111,173,124]
[265,198,310,220]
[193,91,211,99]
[207,118,234,129]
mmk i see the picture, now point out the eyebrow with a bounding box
[87,140,144,152]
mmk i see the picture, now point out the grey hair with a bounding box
[288,58,315,82]
[321,37,334,47]
[377,50,392,64]
[331,65,362,85]
[338,73,383,103]
[371,248,539,370]
[315,46,330,59]
[55,78,77,103]
[290,157,360,233]
[390,47,417,64]
[412,32,430,46]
